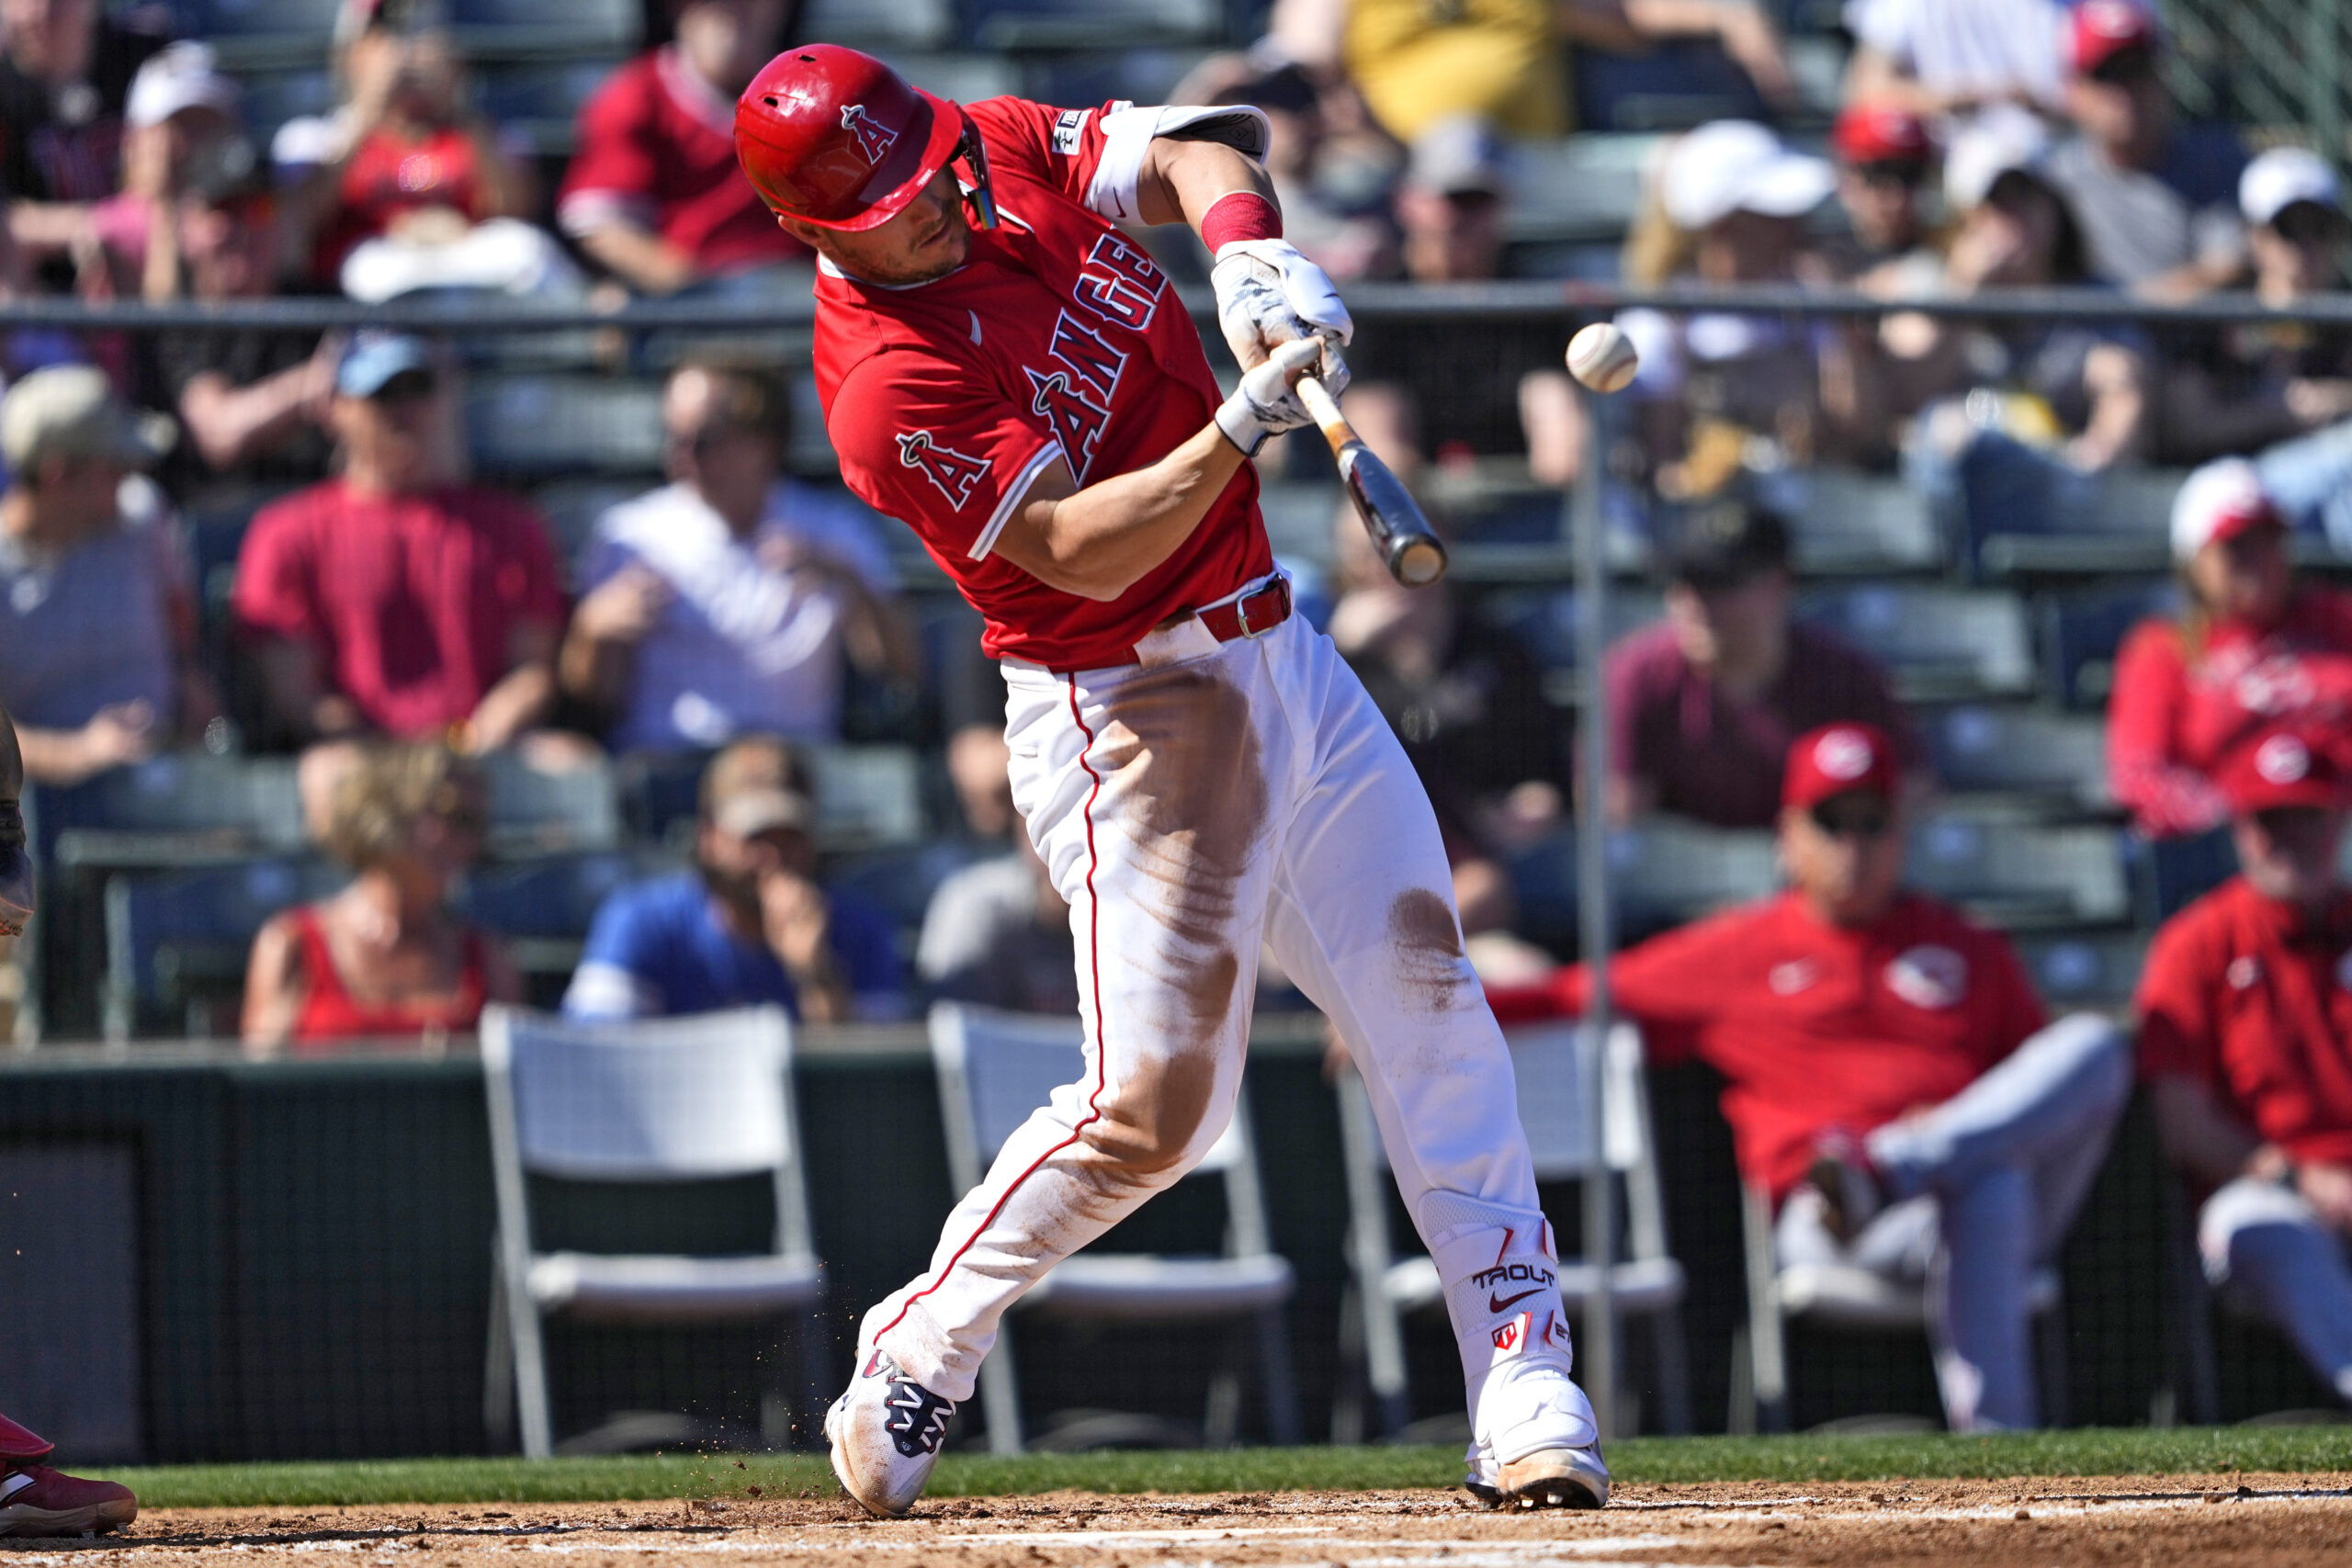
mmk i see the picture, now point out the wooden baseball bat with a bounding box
[1295,374,1448,588]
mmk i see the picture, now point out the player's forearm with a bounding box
[1137,136,1275,234]
[1001,426,1247,601]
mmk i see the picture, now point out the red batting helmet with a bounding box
[733,44,993,232]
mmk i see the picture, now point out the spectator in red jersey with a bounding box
[1491,723,2129,1430]
[272,0,555,299]
[243,741,520,1054]
[2109,458,2352,840]
[2138,728,2352,1407]
[1826,101,1941,292]
[1604,497,1921,828]
[231,333,567,751]
[557,0,808,296]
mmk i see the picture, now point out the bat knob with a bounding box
[1391,536,1448,587]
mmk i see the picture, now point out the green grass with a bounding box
[91,1428,2352,1510]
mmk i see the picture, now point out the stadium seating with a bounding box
[481,1005,827,1458]
[1332,1021,1689,1440]
[102,856,345,1039]
[1905,814,2130,930]
[1924,705,2113,816]
[466,376,668,478]
[456,848,683,989]
[965,0,1224,51]
[928,1002,1300,1452]
[1796,585,2039,702]
[806,0,957,51]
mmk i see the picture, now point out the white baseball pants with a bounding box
[860,592,1553,1410]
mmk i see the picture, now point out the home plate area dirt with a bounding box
[12,1475,2352,1568]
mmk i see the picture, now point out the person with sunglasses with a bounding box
[560,357,916,751]
[1490,722,2130,1431]
[231,333,567,755]
[1826,101,1943,294]
[2138,728,2352,1411]
[2042,1,2247,302]
[242,740,519,1053]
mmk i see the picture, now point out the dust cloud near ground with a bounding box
[10,1474,2351,1568]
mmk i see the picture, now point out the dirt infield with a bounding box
[12,1474,2351,1568]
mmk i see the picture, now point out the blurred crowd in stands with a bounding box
[2,0,2352,1422]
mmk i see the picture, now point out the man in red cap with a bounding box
[1490,722,2128,1430]
[733,47,1605,1517]
[1827,102,1940,290]
[0,710,139,1538]
[2138,728,2352,1407]
[2043,0,2246,299]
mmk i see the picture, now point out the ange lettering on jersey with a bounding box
[1072,231,1164,331]
[1022,310,1131,482]
[898,430,991,510]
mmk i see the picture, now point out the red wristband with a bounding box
[1201,191,1283,253]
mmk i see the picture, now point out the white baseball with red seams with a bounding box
[806,87,1602,1507]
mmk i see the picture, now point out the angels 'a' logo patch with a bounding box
[1885,944,1969,1010]
[897,430,990,510]
[840,103,897,165]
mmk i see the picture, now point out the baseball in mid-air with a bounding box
[1566,321,1639,393]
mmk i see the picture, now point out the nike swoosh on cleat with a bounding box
[1489,1287,1544,1314]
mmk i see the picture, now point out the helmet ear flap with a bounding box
[956,111,1000,230]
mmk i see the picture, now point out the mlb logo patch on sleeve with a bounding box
[1052,109,1090,155]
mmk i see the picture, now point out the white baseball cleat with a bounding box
[825,1347,956,1518]
[1467,1312,1609,1510]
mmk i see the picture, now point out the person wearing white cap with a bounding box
[2109,457,2352,840]
[2160,147,2352,472]
[1615,122,1846,498]
[6,39,256,300]
[0,366,210,788]
[1881,107,2152,570]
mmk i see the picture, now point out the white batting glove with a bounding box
[1212,238,1353,396]
[1215,337,1324,457]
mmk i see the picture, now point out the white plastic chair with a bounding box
[1333,1021,1690,1440]
[1735,1179,2068,1432]
[481,1005,826,1458]
[928,1003,1300,1453]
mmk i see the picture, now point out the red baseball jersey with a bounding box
[2136,876,2352,1169]
[560,49,808,276]
[1489,891,2047,1198]
[813,96,1273,671]
[2109,586,2352,838]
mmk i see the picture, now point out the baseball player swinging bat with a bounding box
[1295,374,1448,587]
[736,44,1604,1524]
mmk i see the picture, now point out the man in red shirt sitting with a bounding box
[1492,722,2129,1429]
[2137,728,2352,1405]
[231,333,566,751]
[557,0,808,295]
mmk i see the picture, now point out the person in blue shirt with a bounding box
[563,735,906,1022]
